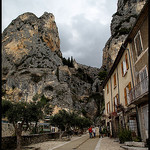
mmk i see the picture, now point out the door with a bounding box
[142,105,148,139]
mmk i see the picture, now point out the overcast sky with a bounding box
[2,0,118,68]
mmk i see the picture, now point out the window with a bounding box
[134,31,143,57]
[113,94,119,112]
[124,82,132,106]
[139,66,148,94]
[114,73,117,88]
[107,102,110,114]
[128,118,137,134]
[121,53,129,76]
[107,83,109,94]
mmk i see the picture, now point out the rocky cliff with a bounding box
[2,12,103,122]
[102,0,146,71]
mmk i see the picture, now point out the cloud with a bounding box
[2,0,118,68]
[59,13,111,67]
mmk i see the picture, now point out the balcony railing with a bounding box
[128,76,149,105]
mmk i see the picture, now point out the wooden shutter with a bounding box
[114,73,116,87]
[113,97,115,112]
[124,88,127,106]
[107,103,108,114]
[107,83,109,94]
[125,53,129,70]
[128,82,131,92]
[121,62,124,76]
[107,102,110,114]
[116,94,119,105]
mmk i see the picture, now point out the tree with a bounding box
[50,109,92,138]
[62,57,74,67]
[2,99,44,150]
[98,70,108,80]
[29,94,51,134]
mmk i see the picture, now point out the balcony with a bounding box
[128,76,149,105]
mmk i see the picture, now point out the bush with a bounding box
[118,27,131,36]
[133,136,141,142]
[118,128,132,143]
[102,127,107,134]
[98,71,107,80]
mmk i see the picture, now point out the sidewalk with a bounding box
[99,137,124,150]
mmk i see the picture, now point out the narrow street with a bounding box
[24,133,124,150]
[50,133,124,150]
[51,134,100,150]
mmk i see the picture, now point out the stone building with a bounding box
[103,1,148,142]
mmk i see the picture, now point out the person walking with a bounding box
[92,126,96,138]
[88,126,93,138]
[99,125,103,138]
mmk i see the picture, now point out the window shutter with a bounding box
[113,97,115,112]
[121,62,123,76]
[107,103,108,114]
[116,94,119,105]
[128,82,131,91]
[123,60,126,74]
[125,53,129,70]
[124,88,127,106]
[114,73,116,87]
[107,83,109,94]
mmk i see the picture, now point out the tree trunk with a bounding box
[35,121,38,134]
[16,130,22,150]
[13,122,23,150]
[59,130,64,139]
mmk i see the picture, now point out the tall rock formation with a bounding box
[102,0,146,71]
[2,12,103,122]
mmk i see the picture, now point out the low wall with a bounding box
[1,132,60,150]
[2,123,30,137]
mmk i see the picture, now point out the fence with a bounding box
[128,76,148,104]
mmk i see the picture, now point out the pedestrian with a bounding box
[107,125,110,137]
[99,125,103,138]
[88,126,93,138]
[92,126,96,137]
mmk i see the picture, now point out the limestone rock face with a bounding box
[102,0,146,71]
[2,12,102,120]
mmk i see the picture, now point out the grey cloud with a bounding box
[59,14,110,68]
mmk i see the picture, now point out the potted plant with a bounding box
[118,128,132,143]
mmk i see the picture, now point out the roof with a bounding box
[103,1,148,87]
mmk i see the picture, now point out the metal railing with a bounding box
[128,76,149,104]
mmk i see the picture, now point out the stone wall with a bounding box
[2,123,15,137]
[2,123,30,137]
[1,132,60,150]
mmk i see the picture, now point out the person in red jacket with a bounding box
[88,126,93,138]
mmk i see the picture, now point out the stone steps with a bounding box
[124,141,145,147]
[121,141,148,150]
[121,145,148,150]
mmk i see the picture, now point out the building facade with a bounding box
[127,2,148,142]
[103,1,148,142]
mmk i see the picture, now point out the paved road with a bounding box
[51,134,100,150]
